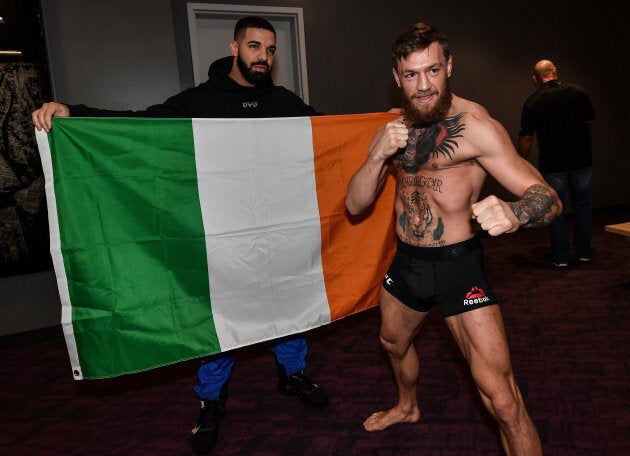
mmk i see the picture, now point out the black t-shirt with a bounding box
[519,80,595,173]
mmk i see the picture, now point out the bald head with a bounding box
[533,60,557,85]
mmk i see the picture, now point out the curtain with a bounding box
[0,62,52,276]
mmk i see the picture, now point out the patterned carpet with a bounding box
[1,207,629,455]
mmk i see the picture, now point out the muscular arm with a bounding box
[345,155,390,215]
[471,116,561,236]
[472,182,560,236]
[346,118,408,215]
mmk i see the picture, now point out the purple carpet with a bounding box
[2,207,629,455]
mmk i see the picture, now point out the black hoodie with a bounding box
[67,56,317,118]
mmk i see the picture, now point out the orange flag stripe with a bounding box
[311,113,399,321]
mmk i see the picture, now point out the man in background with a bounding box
[518,59,596,267]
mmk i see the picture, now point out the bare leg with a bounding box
[445,305,542,456]
[364,288,428,431]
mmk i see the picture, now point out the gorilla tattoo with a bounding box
[396,112,465,174]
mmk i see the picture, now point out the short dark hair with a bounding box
[391,23,451,69]
[234,16,276,41]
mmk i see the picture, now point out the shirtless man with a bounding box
[346,23,560,456]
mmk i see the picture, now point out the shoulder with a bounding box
[452,96,489,115]
[449,96,491,124]
[271,86,317,115]
[164,83,211,103]
[449,96,496,131]
[448,96,511,152]
[564,82,592,100]
[272,86,306,103]
[272,86,302,101]
[563,81,584,91]
[522,85,549,108]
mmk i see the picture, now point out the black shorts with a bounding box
[383,237,497,317]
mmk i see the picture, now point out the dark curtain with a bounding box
[0,61,52,276]
[1,0,54,276]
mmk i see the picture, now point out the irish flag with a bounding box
[36,113,398,380]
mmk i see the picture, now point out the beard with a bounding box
[237,55,273,87]
[403,80,453,127]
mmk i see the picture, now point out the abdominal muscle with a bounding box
[393,159,485,247]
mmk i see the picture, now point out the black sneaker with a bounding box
[544,254,568,268]
[191,399,225,455]
[278,369,329,407]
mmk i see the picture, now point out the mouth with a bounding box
[414,90,437,101]
[251,63,269,72]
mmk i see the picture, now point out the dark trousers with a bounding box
[543,167,594,261]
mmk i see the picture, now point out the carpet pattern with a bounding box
[1,208,628,455]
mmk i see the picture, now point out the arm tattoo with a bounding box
[509,184,560,228]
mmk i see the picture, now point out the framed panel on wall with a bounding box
[182,3,310,103]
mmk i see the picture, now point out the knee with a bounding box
[488,390,522,424]
[378,332,406,359]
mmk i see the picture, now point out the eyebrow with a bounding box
[247,40,276,49]
[402,62,442,73]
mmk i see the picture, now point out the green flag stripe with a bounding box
[50,118,219,379]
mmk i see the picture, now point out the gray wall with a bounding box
[1,0,628,336]
[40,0,629,207]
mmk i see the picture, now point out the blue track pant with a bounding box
[194,335,307,400]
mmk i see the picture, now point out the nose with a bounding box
[257,47,269,62]
[416,73,430,92]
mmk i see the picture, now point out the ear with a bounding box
[229,40,238,57]
[392,67,401,87]
[447,56,453,78]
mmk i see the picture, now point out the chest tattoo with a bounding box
[396,113,466,174]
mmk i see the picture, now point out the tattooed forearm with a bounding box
[509,184,561,228]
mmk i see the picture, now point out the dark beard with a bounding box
[403,81,453,127]
[237,56,272,87]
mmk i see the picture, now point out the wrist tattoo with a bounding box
[510,184,559,228]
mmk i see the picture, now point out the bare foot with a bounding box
[363,406,421,431]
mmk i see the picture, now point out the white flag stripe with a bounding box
[192,118,330,350]
[35,129,83,379]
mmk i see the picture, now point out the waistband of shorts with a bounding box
[396,236,482,260]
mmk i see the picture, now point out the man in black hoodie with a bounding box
[32,16,328,455]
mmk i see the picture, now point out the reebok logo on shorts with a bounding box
[463,286,490,305]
